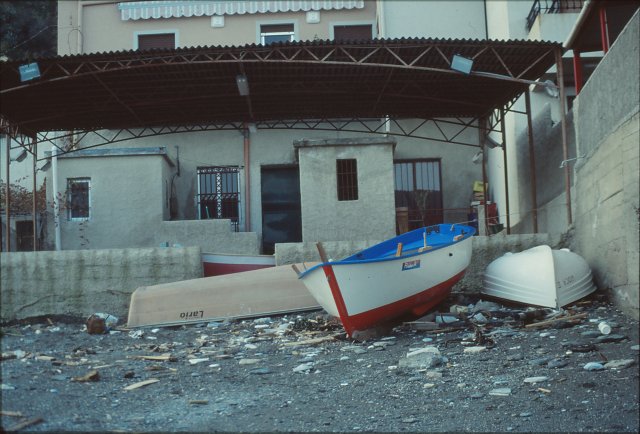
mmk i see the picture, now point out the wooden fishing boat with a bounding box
[295,224,475,337]
[482,245,596,308]
[128,263,320,328]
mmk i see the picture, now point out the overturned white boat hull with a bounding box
[482,245,596,308]
[127,263,320,328]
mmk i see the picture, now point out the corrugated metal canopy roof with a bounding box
[0,38,561,136]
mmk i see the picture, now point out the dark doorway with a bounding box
[16,220,34,251]
[394,159,444,230]
[261,166,302,254]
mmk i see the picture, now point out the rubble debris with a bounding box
[0,411,23,417]
[523,376,549,384]
[598,321,612,335]
[188,400,209,405]
[398,347,443,369]
[583,362,605,371]
[86,313,118,334]
[525,313,587,329]
[489,388,512,396]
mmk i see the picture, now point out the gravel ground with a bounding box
[1,294,639,433]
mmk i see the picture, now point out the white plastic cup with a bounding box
[598,321,612,335]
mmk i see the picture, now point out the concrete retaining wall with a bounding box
[572,11,639,319]
[0,246,203,322]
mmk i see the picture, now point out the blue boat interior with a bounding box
[298,224,475,278]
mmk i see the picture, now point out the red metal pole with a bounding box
[599,6,610,53]
[572,49,583,94]
[32,138,37,251]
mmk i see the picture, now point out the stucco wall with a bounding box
[155,219,260,254]
[0,246,203,322]
[297,139,396,242]
[572,11,639,319]
[58,0,376,55]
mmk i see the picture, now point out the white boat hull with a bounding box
[482,245,596,308]
[299,225,474,336]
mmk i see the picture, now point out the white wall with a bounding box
[379,0,486,39]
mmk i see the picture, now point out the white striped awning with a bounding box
[118,1,365,20]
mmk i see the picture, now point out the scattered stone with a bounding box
[519,412,533,417]
[238,358,261,365]
[293,362,314,373]
[529,357,553,366]
[472,312,488,323]
[188,358,210,365]
[524,376,549,384]
[471,300,501,313]
[595,334,627,343]
[463,346,487,354]
[568,343,597,353]
[583,362,605,371]
[547,358,569,369]
[489,388,511,396]
[507,354,524,361]
[423,383,436,389]
[401,418,417,424]
[71,370,100,382]
[249,368,272,375]
[604,359,635,370]
[631,345,640,352]
[1,384,16,390]
[449,305,468,314]
[398,346,443,369]
[581,330,602,338]
[470,392,484,399]
[425,371,443,380]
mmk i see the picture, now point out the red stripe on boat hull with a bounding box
[203,262,274,277]
[338,269,467,336]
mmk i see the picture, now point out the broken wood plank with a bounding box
[0,410,23,417]
[123,378,159,391]
[395,242,403,257]
[404,321,438,330]
[7,417,43,431]
[291,264,302,276]
[524,313,588,329]
[316,242,328,263]
[281,333,342,347]
[130,354,176,362]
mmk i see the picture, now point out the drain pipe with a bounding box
[51,144,61,250]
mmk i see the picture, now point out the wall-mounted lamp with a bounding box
[559,157,584,168]
[11,149,28,162]
[451,54,473,75]
[236,74,250,96]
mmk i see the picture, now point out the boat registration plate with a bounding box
[402,259,421,271]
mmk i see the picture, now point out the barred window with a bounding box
[67,178,90,220]
[197,166,240,231]
[337,159,358,201]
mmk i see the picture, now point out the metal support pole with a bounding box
[599,6,610,53]
[32,138,38,251]
[525,90,538,233]
[572,49,583,94]
[478,117,489,236]
[243,125,251,233]
[556,48,573,226]
[500,108,511,234]
[4,134,10,251]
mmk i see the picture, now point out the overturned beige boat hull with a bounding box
[127,263,320,327]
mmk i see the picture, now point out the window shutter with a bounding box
[137,33,175,50]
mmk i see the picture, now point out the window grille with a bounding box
[526,0,584,31]
[337,159,358,201]
[197,166,240,231]
[67,178,90,220]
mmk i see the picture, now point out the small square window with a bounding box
[67,178,90,220]
[137,33,176,50]
[337,159,358,201]
[260,24,294,45]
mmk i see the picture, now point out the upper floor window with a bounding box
[260,24,295,45]
[135,31,177,50]
[337,159,358,201]
[67,178,91,220]
[333,24,373,41]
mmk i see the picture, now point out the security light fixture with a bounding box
[11,149,28,162]
[236,74,250,96]
[19,62,40,82]
[39,160,52,171]
[451,54,473,74]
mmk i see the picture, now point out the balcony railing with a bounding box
[526,0,585,31]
